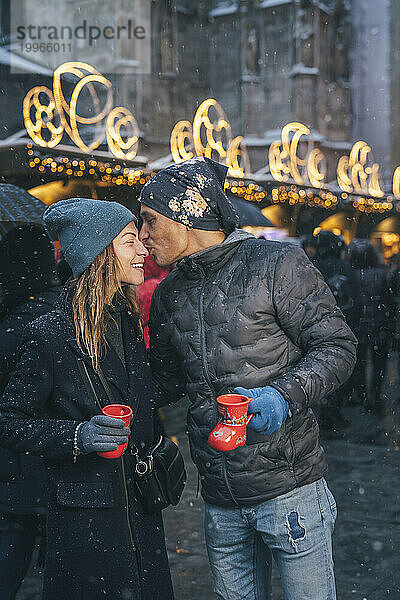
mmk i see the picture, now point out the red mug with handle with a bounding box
[208,394,253,451]
[97,404,133,459]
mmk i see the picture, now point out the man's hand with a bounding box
[77,415,130,454]
[234,386,289,435]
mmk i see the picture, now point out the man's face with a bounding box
[139,205,190,266]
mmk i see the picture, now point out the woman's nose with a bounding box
[136,239,149,257]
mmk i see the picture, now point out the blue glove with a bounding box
[234,386,289,435]
[77,415,130,454]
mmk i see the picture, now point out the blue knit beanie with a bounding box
[43,198,137,278]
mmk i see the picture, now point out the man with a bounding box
[139,156,357,600]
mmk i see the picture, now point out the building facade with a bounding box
[0,0,399,254]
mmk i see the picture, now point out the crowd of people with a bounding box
[302,230,399,436]
[0,156,396,599]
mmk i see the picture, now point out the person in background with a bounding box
[312,231,359,436]
[348,239,393,415]
[0,199,174,600]
[135,256,171,348]
[0,224,61,600]
[388,252,400,355]
[301,234,318,262]
[314,231,357,326]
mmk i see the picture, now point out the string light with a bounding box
[106,106,140,160]
[53,62,113,153]
[27,147,147,188]
[307,148,325,188]
[393,167,400,199]
[23,86,64,148]
[192,98,232,160]
[337,140,385,198]
[226,136,251,178]
[170,120,194,164]
[26,144,397,215]
[23,61,141,159]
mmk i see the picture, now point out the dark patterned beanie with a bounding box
[140,156,238,234]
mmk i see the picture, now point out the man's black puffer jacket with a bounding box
[149,230,357,507]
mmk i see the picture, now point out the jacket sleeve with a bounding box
[149,283,186,408]
[0,323,80,460]
[268,246,358,414]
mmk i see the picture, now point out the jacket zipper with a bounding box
[288,431,295,474]
[196,264,239,507]
[281,421,295,474]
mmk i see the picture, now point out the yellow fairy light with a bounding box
[307,148,325,188]
[269,141,289,182]
[192,98,232,160]
[170,120,194,163]
[53,62,113,153]
[349,141,370,192]
[337,141,384,198]
[226,136,251,178]
[23,86,64,148]
[23,61,144,158]
[282,122,310,185]
[368,163,384,198]
[393,166,400,199]
[337,155,352,193]
[106,106,139,160]
[269,122,310,184]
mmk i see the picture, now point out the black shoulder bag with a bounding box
[76,357,186,514]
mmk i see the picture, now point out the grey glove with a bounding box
[77,414,130,454]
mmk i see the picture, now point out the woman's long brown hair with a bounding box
[71,243,142,369]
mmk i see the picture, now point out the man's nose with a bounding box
[139,226,149,244]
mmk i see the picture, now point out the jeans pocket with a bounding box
[322,479,337,522]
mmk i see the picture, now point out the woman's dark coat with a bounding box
[0,290,174,600]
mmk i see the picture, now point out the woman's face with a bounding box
[112,222,148,285]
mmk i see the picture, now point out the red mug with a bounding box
[97,404,133,459]
[208,394,253,451]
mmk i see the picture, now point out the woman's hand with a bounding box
[77,415,130,454]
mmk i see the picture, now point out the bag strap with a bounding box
[95,365,116,406]
[76,357,104,411]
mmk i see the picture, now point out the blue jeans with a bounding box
[204,478,337,600]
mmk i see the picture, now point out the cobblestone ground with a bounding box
[17,358,400,600]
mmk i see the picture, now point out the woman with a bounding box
[0,198,174,600]
[348,239,393,414]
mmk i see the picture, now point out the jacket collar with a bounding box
[177,229,253,276]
